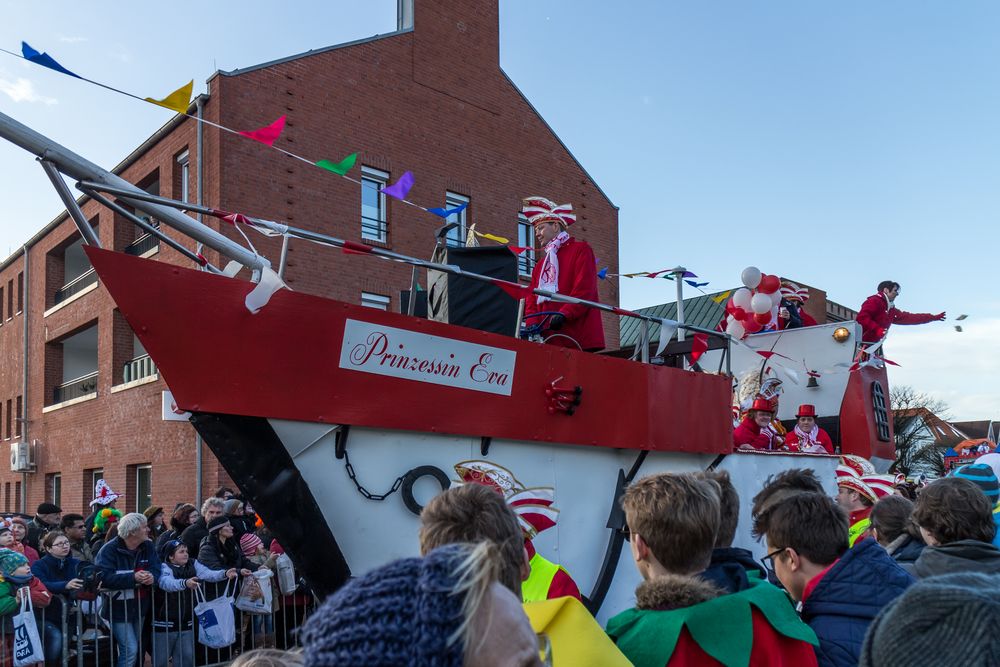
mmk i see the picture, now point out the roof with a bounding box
[894,408,969,447]
[952,420,998,441]
[619,291,727,347]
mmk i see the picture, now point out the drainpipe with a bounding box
[20,244,28,513]
[195,96,204,507]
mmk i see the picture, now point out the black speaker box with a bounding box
[427,246,519,336]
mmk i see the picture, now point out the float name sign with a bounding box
[339,319,517,396]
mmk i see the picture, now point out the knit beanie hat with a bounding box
[239,533,263,557]
[860,572,1000,667]
[956,464,1000,505]
[224,499,243,516]
[158,539,185,563]
[207,517,231,533]
[301,544,470,667]
[976,453,1000,484]
[0,548,28,578]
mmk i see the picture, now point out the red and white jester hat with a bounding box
[779,282,810,303]
[454,460,558,539]
[521,196,576,228]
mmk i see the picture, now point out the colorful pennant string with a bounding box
[380,171,414,200]
[21,42,80,78]
[507,245,531,256]
[711,290,732,304]
[143,80,194,114]
[427,201,469,218]
[239,115,287,147]
[477,232,509,244]
[597,267,608,280]
[315,153,357,176]
[689,333,709,364]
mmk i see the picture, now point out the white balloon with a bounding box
[751,293,772,314]
[732,288,752,310]
[741,266,762,289]
[726,319,746,339]
[770,291,782,307]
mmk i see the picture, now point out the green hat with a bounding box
[0,548,28,577]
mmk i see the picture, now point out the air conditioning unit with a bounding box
[9,441,35,473]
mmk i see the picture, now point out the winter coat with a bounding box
[70,538,94,563]
[800,538,914,667]
[700,547,768,594]
[913,539,1000,579]
[856,293,939,343]
[155,560,229,632]
[606,573,818,667]
[31,554,82,623]
[94,535,161,620]
[733,416,782,450]
[197,535,258,599]
[180,519,209,560]
[0,576,52,633]
[785,427,834,454]
[524,237,605,351]
[24,517,56,552]
[885,533,925,571]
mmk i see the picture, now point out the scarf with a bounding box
[536,231,570,303]
[794,425,826,453]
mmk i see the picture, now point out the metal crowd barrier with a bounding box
[0,579,316,667]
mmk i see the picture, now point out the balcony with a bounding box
[124,232,159,257]
[53,371,98,404]
[123,354,157,383]
[361,215,387,243]
[53,268,98,305]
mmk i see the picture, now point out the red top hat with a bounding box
[796,404,817,418]
[750,398,773,413]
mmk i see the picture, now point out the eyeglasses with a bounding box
[50,541,70,548]
[761,547,787,573]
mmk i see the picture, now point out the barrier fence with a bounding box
[0,577,316,667]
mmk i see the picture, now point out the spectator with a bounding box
[181,497,224,560]
[693,469,768,593]
[95,512,160,667]
[954,463,1000,547]
[0,548,51,661]
[84,478,120,538]
[9,517,41,564]
[31,531,83,664]
[60,513,93,562]
[856,280,944,345]
[156,503,197,551]
[870,495,925,569]
[196,517,256,598]
[90,508,123,553]
[911,477,1000,578]
[860,572,1000,667]
[25,502,61,552]
[143,506,166,541]
[754,491,913,667]
[301,542,540,667]
[835,460,878,546]
[225,497,255,539]
[785,405,834,454]
[215,486,236,500]
[751,468,825,521]
[240,532,279,648]
[733,398,785,450]
[606,473,819,666]
[155,539,237,667]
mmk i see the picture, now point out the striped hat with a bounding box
[863,475,897,501]
[837,468,877,505]
[954,464,1000,505]
[839,454,876,478]
[521,196,576,228]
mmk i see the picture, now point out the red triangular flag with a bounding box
[507,245,531,256]
[238,115,287,147]
[491,279,530,300]
[690,333,709,364]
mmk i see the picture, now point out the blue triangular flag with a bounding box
[685,280,709,288]
[597,267,608,280]
[427,202,469,218]
[21,41,80,79]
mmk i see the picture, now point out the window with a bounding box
[14,396,20,438]
[4,400,10,440]
[517,214,536,277]
[135,464,152,513]
[3,483,8,513]
[176,150,190,203]
[361,292,390,311]
[83,468,103,509]
[13,482,20,513]
[47,473,61,508]
[16,273,22,314]
[872,381,890,442]
[6,280,11,321]
[444,192,470,248]
[361,167,388,243]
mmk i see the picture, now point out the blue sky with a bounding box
[0,1,996,418]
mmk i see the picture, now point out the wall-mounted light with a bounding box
[832,327,851,343]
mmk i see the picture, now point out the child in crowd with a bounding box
[0,548,52,664]
[910,476,1000,578]
[240,532,278,648]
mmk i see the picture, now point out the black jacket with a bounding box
[197,535,257,599]
[700,547,768,594]
[180,519,209,560]
[913,539,1000,579]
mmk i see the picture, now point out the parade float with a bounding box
[0,104,895,621]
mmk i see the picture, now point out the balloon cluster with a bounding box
[722,266,782,339]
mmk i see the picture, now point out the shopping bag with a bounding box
[275,553,296,595]
[194,580,236,649]
[234,570,274,614]
[12,592,44,667]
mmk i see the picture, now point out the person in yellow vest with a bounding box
[522,538,580,603]
[836,455,883,547]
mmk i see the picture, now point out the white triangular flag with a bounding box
[245,265,287,314]
[655,319,679,357]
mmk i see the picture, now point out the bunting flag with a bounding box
[380,171,414,200]
[507,245,531,256]
[21,41,80,78]
[491,278,531,300]
[144,80,194,114]
[315,153,358,176]
[427,201,469,218]
[689,333,709,364]
[341,240,375,255]
[476,232,510,244]
[239,115,286,147]
[655,319,679,357]
[685,280,710,288]
[597,267,608,280]
[711,291,732,304]
[244,266,287,314]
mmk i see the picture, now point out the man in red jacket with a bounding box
[522,196,605,351]
[734,398,786,451]
[857,280,944,344]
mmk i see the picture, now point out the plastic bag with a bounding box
[234,570,273,614]
[13,592,44,667]
[275,553,296,595]
[194,580,236,649]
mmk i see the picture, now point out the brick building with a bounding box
[0,0,619,516]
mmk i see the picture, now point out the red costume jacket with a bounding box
[785,427,834,454]
[525,238,605,351]
[733,417,782,450]
[856,293,939,343]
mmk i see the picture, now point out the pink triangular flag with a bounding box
[239,115,287,147]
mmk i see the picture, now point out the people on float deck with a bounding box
[300,543,543,667]
[754,490,913,667]
[785,405,834,454]
[869,495,925,571]
[522,196,605,352]
[606,472,819,667]
[958,461,1000,548]
[835,455,879,547]
[910,477,1000,579]
[733,398,785,450]
[856,280,944,344]
[778,282,818,329]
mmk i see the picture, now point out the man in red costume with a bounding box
[785,404,834,454]
[522,196,605,351]
[857,280,944,344]
[734,398,786,451]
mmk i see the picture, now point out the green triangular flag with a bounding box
[315,153,357,175]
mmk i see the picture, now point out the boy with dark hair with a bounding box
[751,468,825,531]
[911,476,1000,578]
[694,469,766,593]
[756,491,913,667]
[607,473,818,667]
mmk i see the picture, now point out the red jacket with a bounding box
[856,293,940,343]
[785,427,834,454]
[733,416,782,450]
[525,238,605,351]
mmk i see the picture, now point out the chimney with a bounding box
[397,0,414,30]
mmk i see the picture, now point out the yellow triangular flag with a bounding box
[144,80,194,114]
[476,231,510,244]
[711,290,732,304]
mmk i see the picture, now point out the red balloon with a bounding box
[744,319,764,333]
[732,307,747,321]
[725,298,735,314]
[758,274,780,295]
[753,312,772,325]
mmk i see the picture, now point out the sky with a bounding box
[0,1,997,419]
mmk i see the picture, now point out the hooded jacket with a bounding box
[885,533,925,571]
[700,547,768,594]
[913,539,1000,579]
[800,538,914,667]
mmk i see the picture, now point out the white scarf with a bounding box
[536,231,570,303]
[794,424,826,453]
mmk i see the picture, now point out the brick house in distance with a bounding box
[0,0,619,516]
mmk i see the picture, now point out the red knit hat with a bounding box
[239,532,263,557]
[796,404,817,418]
